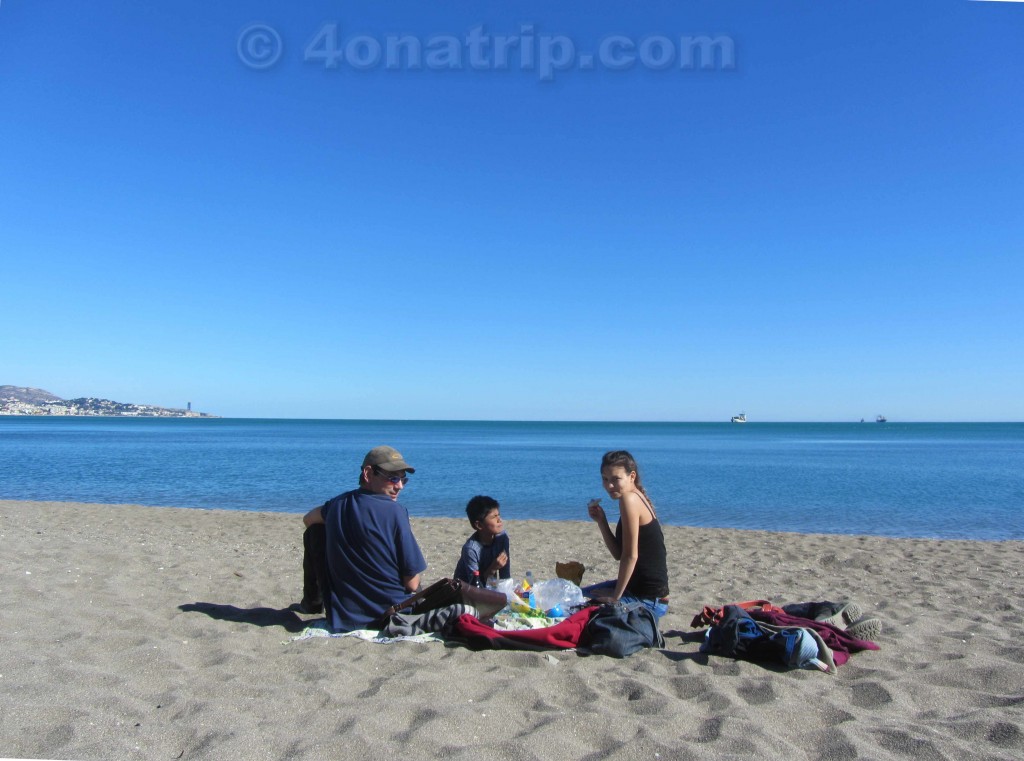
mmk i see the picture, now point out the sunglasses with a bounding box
[373,467,409,485]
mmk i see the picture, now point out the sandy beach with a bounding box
[1,499,1022,760]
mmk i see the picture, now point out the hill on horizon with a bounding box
[0,386,64,404]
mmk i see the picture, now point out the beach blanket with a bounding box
[290,604,594,649]
[287,619,444,645]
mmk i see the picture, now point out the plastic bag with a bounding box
[494,578,517,602]
[531,578,585,614]
[489,578,531,613]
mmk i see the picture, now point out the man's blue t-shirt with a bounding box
[453,532,511,585]
[321,488,427,631]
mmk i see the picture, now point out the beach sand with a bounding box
[1,500,1022,760]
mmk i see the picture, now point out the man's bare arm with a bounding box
[402,573,421,592]
[303,506,324,527]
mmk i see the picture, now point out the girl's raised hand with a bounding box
[587,498,605,521]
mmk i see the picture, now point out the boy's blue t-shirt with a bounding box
[454,531,511,584]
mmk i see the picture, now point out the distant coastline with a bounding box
[0,385,217,418]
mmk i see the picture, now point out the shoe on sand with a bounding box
[845,617,882,641]
[816,602,863,629]
[299,598,323,615]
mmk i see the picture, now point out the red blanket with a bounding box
[453,607,598,651]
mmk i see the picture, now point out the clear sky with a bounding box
[1,1,1021,421]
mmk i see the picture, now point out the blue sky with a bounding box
[1,1,1021,421]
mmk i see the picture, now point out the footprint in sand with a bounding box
[812,728,857,761]
[332,717,357,737]
[668,674,711,700]
[871,728,944,759]
[608,678,670,716]
[695,716,723,743]
[392,707,440,743]
[987,721,1022,749]
[819,704,856,725]
[737,679,775,705]
[356,676,386,699]
[850,681,893,709]
[43,723,75,751]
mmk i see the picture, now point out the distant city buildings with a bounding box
[0,396,216,418]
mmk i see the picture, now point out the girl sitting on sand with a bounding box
[585,450,670,618]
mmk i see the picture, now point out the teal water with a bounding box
[1,417,1021,540]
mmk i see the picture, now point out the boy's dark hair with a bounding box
[466,495,499,527]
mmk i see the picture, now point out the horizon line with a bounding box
[4,414,1020,425]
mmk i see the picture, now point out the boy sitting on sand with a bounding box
[454,495,511,586]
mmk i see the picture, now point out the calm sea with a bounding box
[1,417,1021,540]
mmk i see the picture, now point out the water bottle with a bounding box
[486,572,498,591]
[472,570,483,588]
[524,570,536,607]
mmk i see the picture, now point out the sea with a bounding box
[1,417,1021,541]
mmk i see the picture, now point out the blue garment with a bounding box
[453,532,511,584]
[321,488,427,632]
[582,580,669,619]
[582,600,665,657]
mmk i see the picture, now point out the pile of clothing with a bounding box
[691,600,881,674]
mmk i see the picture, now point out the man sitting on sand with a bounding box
[301,446,427,632]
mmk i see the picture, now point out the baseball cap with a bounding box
[362,445,415,473]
